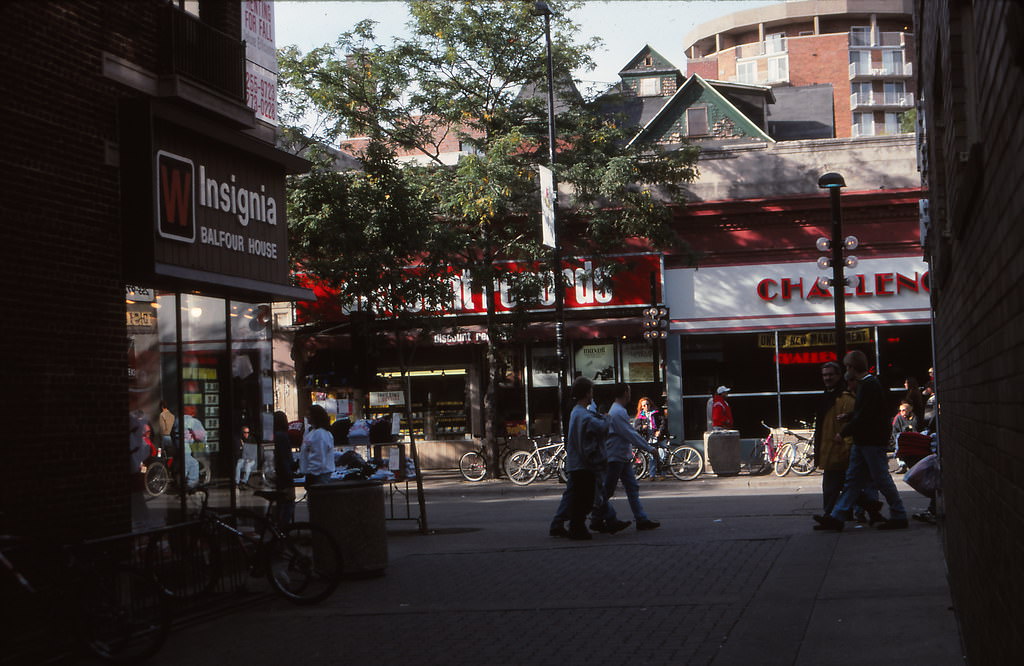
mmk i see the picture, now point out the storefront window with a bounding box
[129,291,275,531]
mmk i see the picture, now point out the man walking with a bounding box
[814,362,857,514]
[592,384,660,532]
[558,377,609,541]
[814,351,908,531]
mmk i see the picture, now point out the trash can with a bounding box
[306,479,388,577]
[704,429,741,476]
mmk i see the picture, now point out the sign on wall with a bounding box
[575,343,615,384]
[152,121,289,286]
[665,256,931,333]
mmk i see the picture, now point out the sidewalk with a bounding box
[146,472,964,665]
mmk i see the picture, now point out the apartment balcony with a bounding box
[158,3,246,103]
[849,30,911,48]
[849,60,913,80]
[734,38,787,59]
[850,91,915,110]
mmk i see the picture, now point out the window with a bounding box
[852,81,873,106]
[883,112,900,135]
[767,55,789,82]
[849,50,871,76]
[643,55,653,67]
[736,61,757,84]
[765,32,786,54]
[884,81,907,105]
[638,77,660,96]
[687,107,709,136]
[853,111,874,137]
[881,50,905,75]
[850,26,872,47]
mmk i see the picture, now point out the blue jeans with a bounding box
[552,473,605,526]
[593,461,648,524]
[830,444,907,521]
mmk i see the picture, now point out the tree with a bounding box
[279,0,699,475]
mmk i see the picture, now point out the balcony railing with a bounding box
[734,37,787,59]
[849,61,913,78]
[849,30,910,48]
[850,91,915,109]
[158,3,246,102]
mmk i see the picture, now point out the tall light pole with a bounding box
[816,172,857,361]
[532,1,567,435]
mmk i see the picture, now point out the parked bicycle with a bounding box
[458,438,518,482]
[146,489,342,605]
[783,426,816,476]
[749,422,795,476]
[628,436,702,481]
[505,437,566,486]
[1,532,169,663]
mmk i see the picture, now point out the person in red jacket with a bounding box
[711,386,734,429]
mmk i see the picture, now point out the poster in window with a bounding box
[622,342,656,383]
[575,343,615,384]
[530,347,558,387]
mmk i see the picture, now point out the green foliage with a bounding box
[280,0,700,318]
[899,108,917,134]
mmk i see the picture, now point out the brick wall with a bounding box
[788,33,852,138]
[0,0,243,538]
[916,0,1024,662]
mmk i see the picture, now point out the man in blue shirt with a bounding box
[592,383,661,532]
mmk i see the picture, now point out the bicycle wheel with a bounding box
[506,451,539,485]
[632,450,650,480]
[773,443,794,477]
[78,567,170,663]
[668,446,703,481]
[459,450,488,482]
[791,441,816,476]
[145,524,218,600]
[267,522,342,604]
[144,461,169,498]
[555,449,568,483]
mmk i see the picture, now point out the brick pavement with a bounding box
[143,474,963,666]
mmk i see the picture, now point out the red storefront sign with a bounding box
[297,253,662,323]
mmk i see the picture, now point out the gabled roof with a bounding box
[618,45,680,76]
[627,73,775,148]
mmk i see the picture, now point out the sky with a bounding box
[274,1,776,94]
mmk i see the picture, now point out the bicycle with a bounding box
[458,438,517,482]
[750,422,795,476]
[505,437,566,485]
[146,489,342,605]
[1,533,169,663]
[782,428,816,476]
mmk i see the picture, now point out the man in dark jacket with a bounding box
[813,350,908,531]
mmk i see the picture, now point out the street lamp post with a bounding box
[532,1,568,435]
[816,172,856,361]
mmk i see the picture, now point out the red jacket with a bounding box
[712,394,734,428]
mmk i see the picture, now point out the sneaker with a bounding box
[567,529,593,541]
[636,519,661,530]
[549,525,569,538]
[876,518,909,530]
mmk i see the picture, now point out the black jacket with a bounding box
[840,374,890,446]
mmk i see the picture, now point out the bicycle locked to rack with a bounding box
[1,530,170,663]
[750,422,817,477]
[145,488,343,605]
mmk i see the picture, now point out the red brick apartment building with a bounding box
[683,0,915,139]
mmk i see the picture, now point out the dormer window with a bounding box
[643,55,653,67]
[638,77,660,96]
[687,107,709,136]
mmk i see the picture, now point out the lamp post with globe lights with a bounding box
[816,172,858,360]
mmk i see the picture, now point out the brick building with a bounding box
[915,0,1024,661]
[1,1,307,537]
[683,0,915,139]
